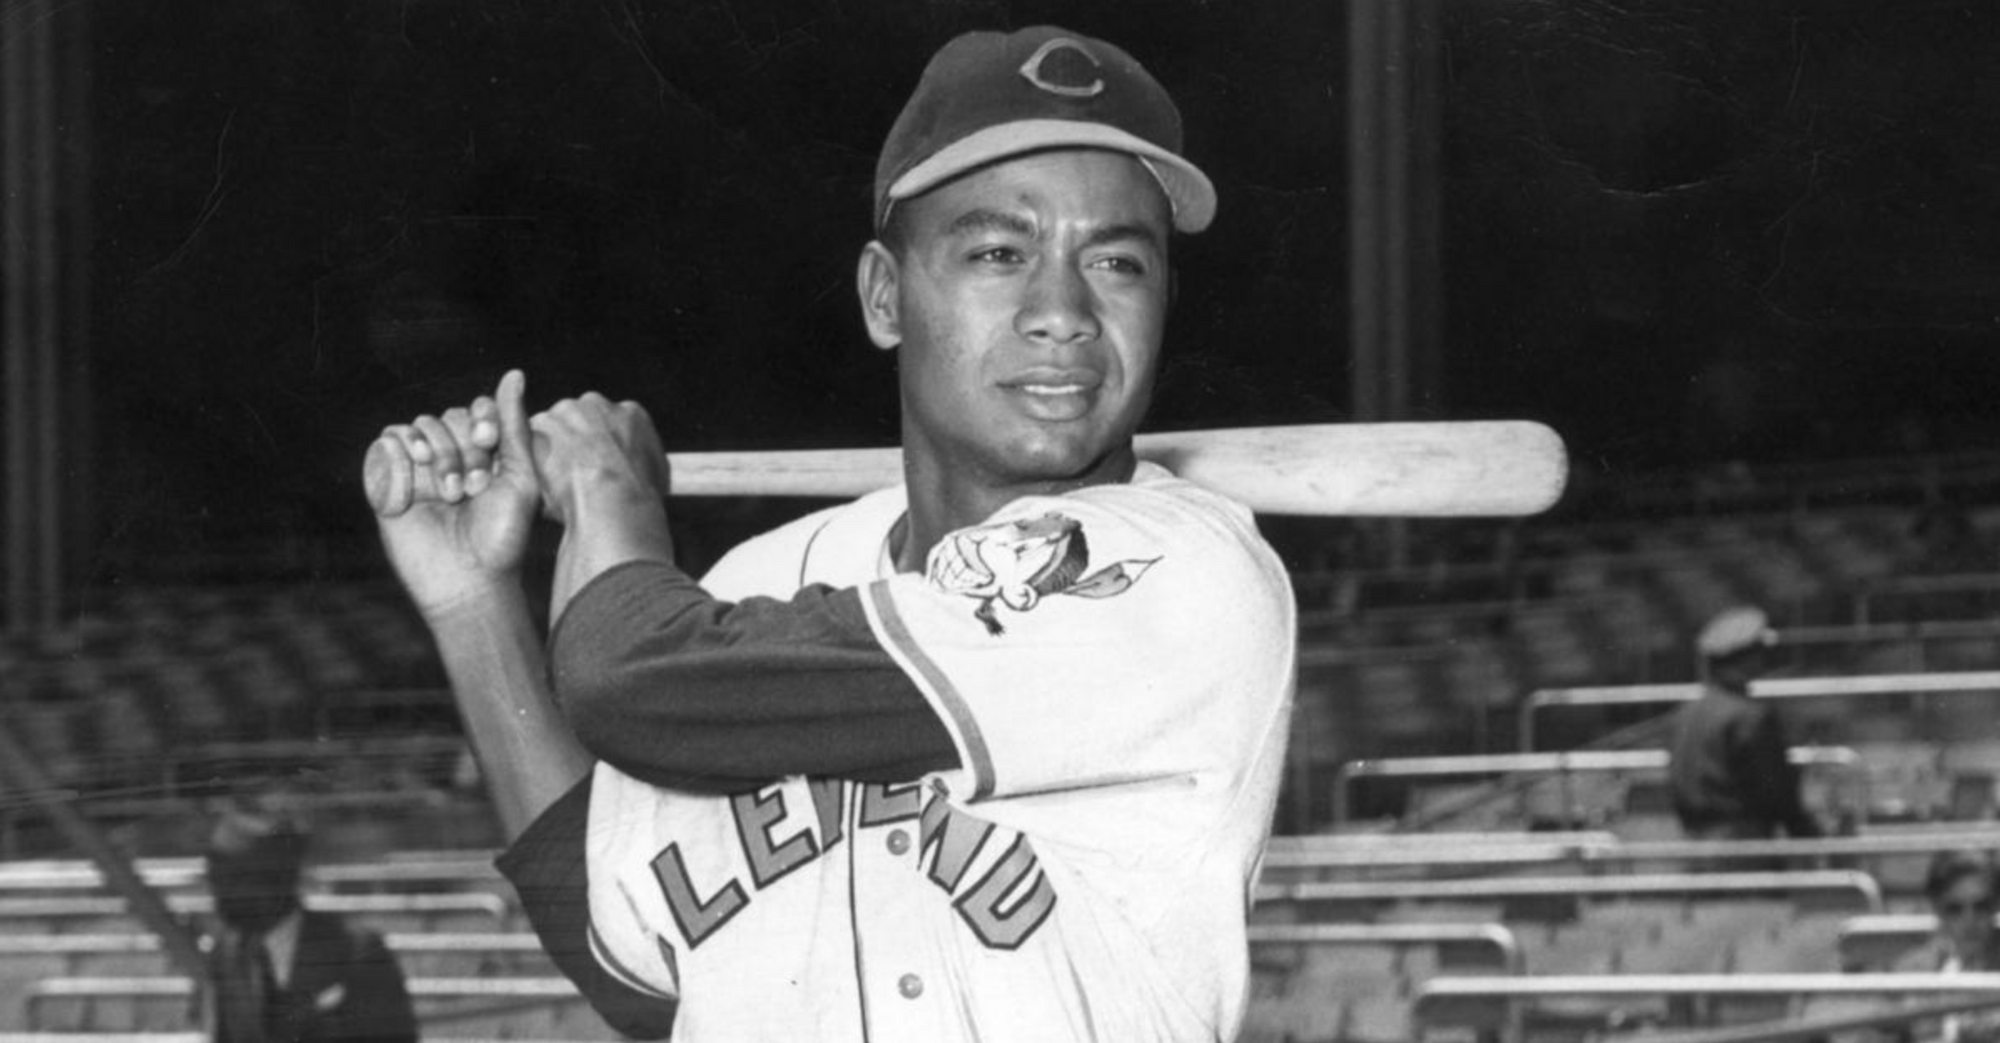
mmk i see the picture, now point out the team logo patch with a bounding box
[1018,37,1105,98]
[927,512,1157,635]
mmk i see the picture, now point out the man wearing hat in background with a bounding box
[200,794,417,1043]
[1668,605,1825,842]
[368,22,1293,1043]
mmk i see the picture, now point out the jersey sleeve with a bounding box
[494,775,679,1040]
[548,561,958,786]
[855,483,1294,802]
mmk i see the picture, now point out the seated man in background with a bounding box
[200,792,418,1043]
[1889,851,2000,1043]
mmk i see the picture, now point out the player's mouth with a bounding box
[1002,372,1103,421]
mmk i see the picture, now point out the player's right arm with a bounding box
[368,369,592,840]
[375,375,678,1040]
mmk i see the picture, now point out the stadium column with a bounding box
[1348,0,1442,570]
[2,0,93,632]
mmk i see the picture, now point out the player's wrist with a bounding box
[411,571,530,630]
[563,482,672,548]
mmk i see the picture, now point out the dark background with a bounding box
[80,0,2000,582]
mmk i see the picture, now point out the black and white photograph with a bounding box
[4,1,2000,1040]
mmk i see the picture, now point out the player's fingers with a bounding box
[524,413,564,521]
[375,423,433,468]
[440,406,494,495]
[619,401,672,492]
[615,399,665,452]
[469,395,501,446]
[398,422,435,465]
[468,395,502,483]
[411,414,466,503]
[527,409,561,468]
[542,395,584,424]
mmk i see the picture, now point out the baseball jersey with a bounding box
[509,461,1295,1042]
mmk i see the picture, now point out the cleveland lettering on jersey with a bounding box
[649,778,1057,954]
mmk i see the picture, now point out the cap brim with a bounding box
[886,118,1215,233]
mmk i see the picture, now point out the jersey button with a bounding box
[886,829,911,855]
[898,973,924,999]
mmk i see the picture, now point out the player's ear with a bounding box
[857,241,902,350]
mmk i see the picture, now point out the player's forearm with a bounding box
[425,578,594,839]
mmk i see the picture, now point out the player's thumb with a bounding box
[495,369,535,473]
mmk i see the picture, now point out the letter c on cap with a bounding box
[1018,38,1105,98]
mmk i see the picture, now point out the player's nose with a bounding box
[1015,260,1099,346]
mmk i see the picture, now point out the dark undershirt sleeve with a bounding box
[494,774,677,1040]
[549,559,959,790]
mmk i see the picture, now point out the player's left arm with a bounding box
[530,394,959,789]
[553,481,1292,802]
[550,565,959,788]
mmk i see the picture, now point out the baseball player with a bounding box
[369,25,1296,1042]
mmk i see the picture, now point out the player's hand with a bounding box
[368,369,542,618]
[528,393,673,532]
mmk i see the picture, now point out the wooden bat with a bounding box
[367,421,1567,517]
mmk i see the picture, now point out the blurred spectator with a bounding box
[1887,851,2000,1043]
[1668,605,1824,843]
[200,791,417,1043]
[1904,502,1993,577]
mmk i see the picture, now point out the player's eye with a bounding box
[1090,254,1148,277]
[968,245,1025,265]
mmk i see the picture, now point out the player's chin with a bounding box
[994,422,1134,486]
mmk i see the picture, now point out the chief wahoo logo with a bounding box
[927,512,1157,635]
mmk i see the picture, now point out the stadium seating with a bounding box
[0,864,608,1038]
[1413,971,2000,1041]
[21,975,601,1037]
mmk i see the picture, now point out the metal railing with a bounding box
[1247,921,1523,974]
[1518,670,2000,753]
[1414,972,2000,1043]
[0,851,500,892]
[0,891,507,922]
[1255,869,1883,913]
[1330,745,1858,825]
[1260,825,2000,880]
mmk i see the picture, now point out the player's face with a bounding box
[866,149,1171,493]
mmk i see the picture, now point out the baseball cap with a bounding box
[1696,605,1777,660]
[206,798,308,863]
[874,25,1216,235]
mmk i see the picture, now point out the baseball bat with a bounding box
[367,421,1566,517]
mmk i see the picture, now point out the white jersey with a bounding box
[580,462,1295,1042]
